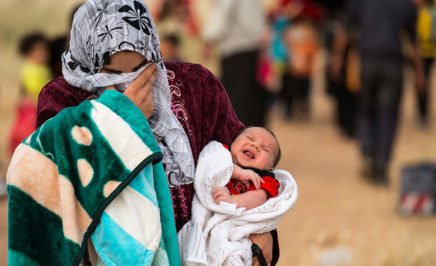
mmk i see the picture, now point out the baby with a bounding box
[179,127,295,265]
[212,126,281,210]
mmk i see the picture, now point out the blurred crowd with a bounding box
[147,0,435,186]
[1,0,435,196]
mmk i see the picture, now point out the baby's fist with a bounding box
[212,187,233,204]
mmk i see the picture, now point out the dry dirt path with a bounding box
[269,73,436,265]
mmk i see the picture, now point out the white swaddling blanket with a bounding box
[178,141,298,266]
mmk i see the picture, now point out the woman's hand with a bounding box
[123,64,157,119]
[250,233,273,265]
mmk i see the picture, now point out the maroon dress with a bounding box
[37,62,244,230]
[37,62,279,264]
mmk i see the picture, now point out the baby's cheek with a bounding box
[266,154,275,168]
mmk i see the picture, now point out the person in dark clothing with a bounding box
[48,4,81,78]
[221,51,269,126]
[281,19,320,120]
[346,0,423,184]
[202,0,268,127]
[327,20,359,138]
[415,0,436,126]
[48,36,68,78]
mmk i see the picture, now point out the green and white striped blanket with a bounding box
[7,90,180,265]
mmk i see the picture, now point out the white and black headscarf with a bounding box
[63,0,194,186]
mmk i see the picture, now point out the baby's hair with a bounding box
[18,32,48,56]
[233,126,282,168]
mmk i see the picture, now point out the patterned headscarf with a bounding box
[62,0,195,186]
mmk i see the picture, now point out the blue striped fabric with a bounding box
[129,166,158,206]
[92,212,156,265]
[91,164,167,265]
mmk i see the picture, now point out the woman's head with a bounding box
[60,0,196,186]
[63,0,164,91]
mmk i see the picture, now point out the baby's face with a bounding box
[231,127,279,170]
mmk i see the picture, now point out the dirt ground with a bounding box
[269,71,436,265]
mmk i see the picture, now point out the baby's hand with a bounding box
[237,169,265,189]
[212,187,233,204]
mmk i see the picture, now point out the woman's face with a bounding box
[101,51,149,74]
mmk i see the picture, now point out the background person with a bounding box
[9,32,51,156]
[346,0,423,184]
[415,0,436,126]
[202,0,269,127]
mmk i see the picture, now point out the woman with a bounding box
[10,0,278,265]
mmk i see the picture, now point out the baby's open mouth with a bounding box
[243,150,255,159]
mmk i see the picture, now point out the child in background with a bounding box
[281,20,319,119]
[18,32,51,100]
[9,33,51,155]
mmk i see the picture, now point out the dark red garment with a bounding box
[36,62,244,231]
[9,97,37,156]
[226,175,280,198]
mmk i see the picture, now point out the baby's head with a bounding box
[230,127,281,171]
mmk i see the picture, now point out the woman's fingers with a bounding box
[249,233,273,265]
[124,64,156,118]
[127,64,156,93]
[141,79,154,118]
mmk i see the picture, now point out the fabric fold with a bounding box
[7,90,180,265]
